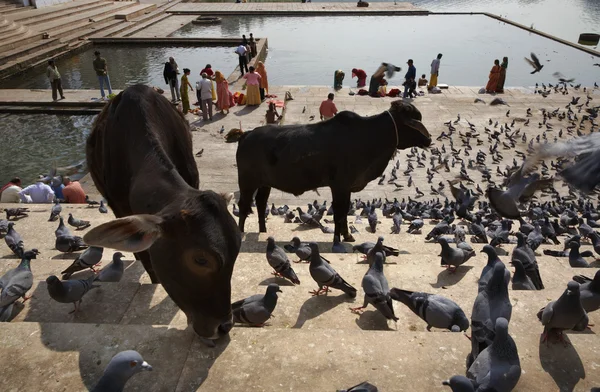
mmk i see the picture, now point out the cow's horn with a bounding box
[404,118,430,139]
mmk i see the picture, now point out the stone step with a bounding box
[106,10,168,37]
[85,17,132,38]
[114,2,155,21]
[0,322,598,391]
[0,5,32,15]
[19,0,107,26]
[56,16,126,44]
[0,41,67,76]
[5,0,101,22]
[0,37,62,65]
[0,20,26,41]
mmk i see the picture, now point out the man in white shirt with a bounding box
[18,179,55,203]
[428,53,443,90]
[197,73,214,121]
[235,43,249,76]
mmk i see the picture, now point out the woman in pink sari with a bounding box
[485,59,501,93]
[215,71,233,114]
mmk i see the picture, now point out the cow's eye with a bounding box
[195,258,208,266]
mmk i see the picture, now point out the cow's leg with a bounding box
[332,189,354,242]
[135,251,159,283]
[256,186,271,233]
[238,187,255,232]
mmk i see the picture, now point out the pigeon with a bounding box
[425,216,451,241]
[49,200,62,221]
[99,200,108,214]
[55,216,71,237]
[390,288,469,332]
[4,207,29,220]
[4,222,24,258]
[349,252,397,322]
[489,97,509,106]
[68,213,91,230]
[478,245,510,292]
[308,242,356,297]
[332,235,346,253]
[46,274,98,313]
[442,376,475,392]
[55,235,88,253]
[366,236,389,266]
[512,232,544,289]
[438,237,475,272]
[510,259,536,290]
[85,195,100,206]
[284,236,311,263]
[487,166,539,219]
[407,219,424,234]
[266,237,300,285]
[337,381,378,392]
[95,252,125,282]
[367,205,378,233]
[524,52,544,74]
[567,241,590,268]
[537,281,589,343]
[61,246,104,279]
[572,270,600,313]
[352,240,399,258]
[470,216,488,243]
[0,249,40,321]
[232,283,281,326]
[91,350,152,392]
[466,317,521,392]
[469,262,512,367]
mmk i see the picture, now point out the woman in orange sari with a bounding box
[256,61,268,101]
[485,59,501,93]
[215,71,233,114]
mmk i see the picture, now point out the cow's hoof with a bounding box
[198,337,217,348]
[343,234,355,242]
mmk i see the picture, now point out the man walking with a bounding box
[428,53,443,90]
[163,57,181,103]
[46,60,65,101]
[319,93,338,121]
[197,73,214,121]
[235,43,249,76]
[403,59,416,99]
[93,50,112,100]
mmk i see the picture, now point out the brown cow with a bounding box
[83,85,241,342]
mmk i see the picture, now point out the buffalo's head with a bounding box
[389,100,431,149]
[84,190,241,342]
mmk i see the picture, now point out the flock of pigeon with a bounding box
[1,82,599,390]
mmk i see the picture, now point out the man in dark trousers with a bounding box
[403,59,417,98]
[235,43,249,76]
[163,57,180,103]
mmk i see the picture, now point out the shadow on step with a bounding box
[539,334,585,391]
[293,293,353,329]
[354,309,395,331]
[430,265,473,288]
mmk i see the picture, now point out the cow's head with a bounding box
[84,190,241,342]
[389,100,431,149]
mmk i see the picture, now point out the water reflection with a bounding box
[0,114,95,185]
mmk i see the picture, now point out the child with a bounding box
[418,74,428,87]
[266,102,281,124]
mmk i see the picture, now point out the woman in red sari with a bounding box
[351,68,367,88]
[485,59,501,93]
[215,71,233,114]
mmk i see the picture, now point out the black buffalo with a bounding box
[235,100,431,241]
[83,85,241,342]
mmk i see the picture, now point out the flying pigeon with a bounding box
[524,52,544,74]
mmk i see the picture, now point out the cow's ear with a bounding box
[220,192,234,205]
[83,215,163,252]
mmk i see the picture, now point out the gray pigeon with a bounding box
[512,232,544,289]
[0,219,8,235]
[439,237,475,272]
[567,241,590,268]
[407,219,424,234]
[308,242,356,297]
[98,200,108,214]
[232,283,281,326]
[266,237,300,285]
[337,381,378,392]
[95,252,125,282]
[467,317,521,392]
[442,376,475,391]
[332,235,346,253]
[61,246,104,279]
[91,350,152,392]
[46,274,98,313]
[67,213,91,230]
[526,223,544,251]
[350,252,397,322]
[4,223,24,258]
[573,270,600,313]
[55,235,88,253]
[537,281,589,343]
[366,236,388,266]
[478,245,510,292]
[510,259,536,290]
[390,288,469,332]
[48,200,62,222]
[285,236,311,262]
[55,216,71,238]
[0,249,40,321]
[469,262,513,367]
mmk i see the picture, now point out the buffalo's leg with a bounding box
[332,189,354,242]
[238,187,255,232]
[136,251,158,283]
[256,186,271,233]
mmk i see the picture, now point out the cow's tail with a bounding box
[225,129,252,143]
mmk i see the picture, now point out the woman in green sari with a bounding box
[180,68,193,114]
[496,57,508,93]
